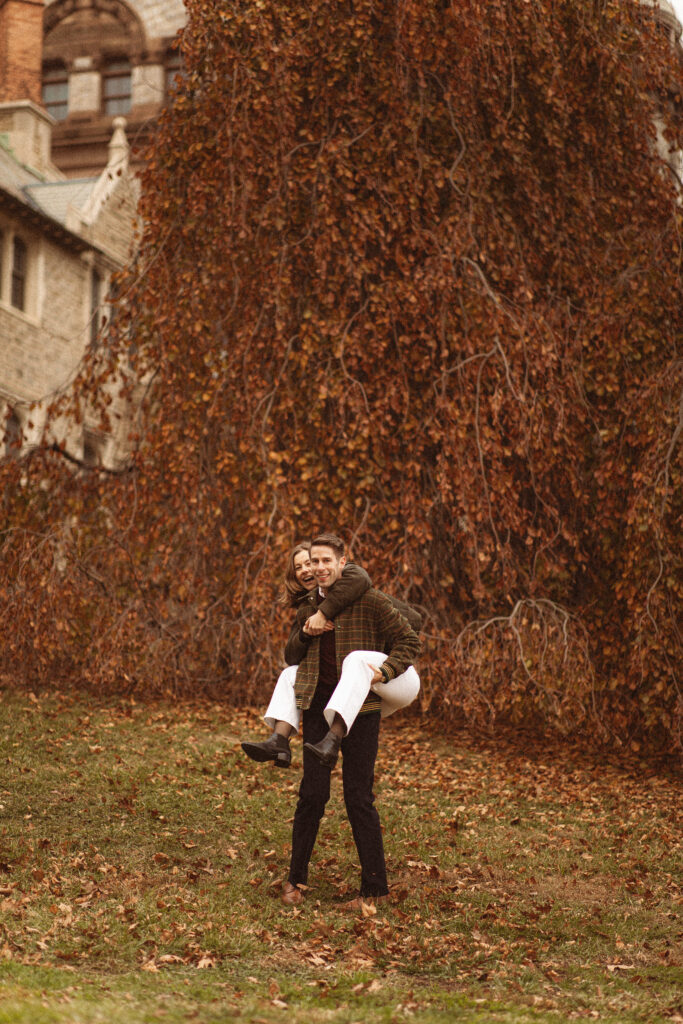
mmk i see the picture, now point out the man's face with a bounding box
[310,545,346,591]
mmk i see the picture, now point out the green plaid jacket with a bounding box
[288,588,421,714]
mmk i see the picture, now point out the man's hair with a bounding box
[279,541,312,607]
[310,533,345,557]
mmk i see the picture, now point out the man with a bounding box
[240,549,421,769]
[281,533,421,908]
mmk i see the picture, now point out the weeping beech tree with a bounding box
[1,0,681,749]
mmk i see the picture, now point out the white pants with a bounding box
[263,651,420,734]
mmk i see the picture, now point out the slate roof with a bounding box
[24,179,95,225]
[0,138,96,251]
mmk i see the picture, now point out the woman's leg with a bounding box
[241,665,300,766]
[324,651,420,730]
[373,664,420,719]
[305,652,420,769]
[264,664,301,734]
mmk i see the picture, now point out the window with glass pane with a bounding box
[165,54,184,99]
[90,268,102,346]
[4,409,22,458]
[42,66,69,120]
[82,428,101,468]
[103,60,131,115]
[11,237,27,311]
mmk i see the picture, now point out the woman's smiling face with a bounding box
[293,549,315,590]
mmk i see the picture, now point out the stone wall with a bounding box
[43,0,187,43]
[0,236,89,404]
[87,177,140,266]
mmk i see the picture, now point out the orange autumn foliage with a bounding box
[0,0,681,750]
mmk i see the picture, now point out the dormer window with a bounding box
[42,64,69,121]
[102,59,131,116]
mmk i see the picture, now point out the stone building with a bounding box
[0,0,187,468]
[0,0,141,468]
[42,0,187,178]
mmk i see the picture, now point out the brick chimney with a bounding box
[0,0,44,105]
[0,0,60,179]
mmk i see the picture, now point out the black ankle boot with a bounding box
[241,732,291,767]
[304,730,342,769]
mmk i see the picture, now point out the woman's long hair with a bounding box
[279,541,312,607]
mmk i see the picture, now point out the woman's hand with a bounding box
[304,610,331,635]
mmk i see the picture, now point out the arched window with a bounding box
[11,237,27,311]
[102,59,132,116]
[42,65,69,121]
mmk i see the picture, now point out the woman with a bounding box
[241,541,421,769]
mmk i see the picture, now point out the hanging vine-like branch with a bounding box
[0,0,680,751]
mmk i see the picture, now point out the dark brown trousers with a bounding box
[288,686,388,897]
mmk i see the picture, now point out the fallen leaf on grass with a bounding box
[304,952,329,966]
[352,979,383,994]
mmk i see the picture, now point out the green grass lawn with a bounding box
[0,688,680,1023]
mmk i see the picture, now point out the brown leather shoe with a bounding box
[343,893,389,910]
[281,881,304,906]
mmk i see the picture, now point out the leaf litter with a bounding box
[0,689,680,1022]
